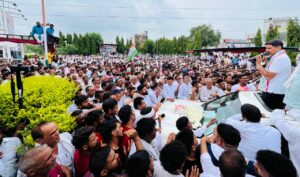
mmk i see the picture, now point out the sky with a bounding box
[9,0,300,43]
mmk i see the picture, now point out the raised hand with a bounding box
[185,165,199,177]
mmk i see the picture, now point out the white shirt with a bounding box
[119,95,132,108]
[55,133,75,173]
[162,83,176,99]
[200,86,225,102]
[193,126,208,138]
[0,137,22,177]
[133,109,142,127]
[271,109,300,175]
[200,153,254,177]
[143,94,154,107]
[148,89,159,106]
[129,139,160,161]
[178,83,192,100]
[265,50,291,94]
[225,114,281,161]
[153,161,184,177]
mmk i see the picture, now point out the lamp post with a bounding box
[41,0,48,63]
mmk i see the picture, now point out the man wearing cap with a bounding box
[256,40,291,109]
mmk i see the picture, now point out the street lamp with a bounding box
[0,0,17,6]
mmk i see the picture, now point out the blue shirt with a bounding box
[46,27,54,36]
[30,25,44,36]
[232,58,239,64]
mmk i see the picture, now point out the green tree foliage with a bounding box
[58,32,103,55]
[287,19,300,48]
[0,76,77,146]
[66,34,73,44]
[141,39,155,54]
[188,25,221,50]
[58,31,66,47]
[266,24,280,42]
[24,44,43,55]
[57,44,78,55]
[286,19,300,64]
[254,28,263,47]
[115,36,126,54]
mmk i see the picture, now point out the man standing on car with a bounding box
[256,40,291,109]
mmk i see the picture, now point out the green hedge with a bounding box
[0,76,77,146]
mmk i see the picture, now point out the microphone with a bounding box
[248,52,270,60]
[157,114,165,129]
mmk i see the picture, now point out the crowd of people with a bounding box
[0,39,299,177]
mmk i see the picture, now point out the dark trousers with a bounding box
[261,92,285,110]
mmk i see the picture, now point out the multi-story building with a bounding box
[134,31,148,48]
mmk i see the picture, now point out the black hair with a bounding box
[265,40,283,48]
[133,97,144,110]
[241,104,262,123]
[101,81,108,91]
[85,86,93,93]
[175,129,194,154]
[71,110,83,117]
[102,98,118,114]
[140,107,153,116]
[102,91,114,102]
[140,78,146,85]
[126,150,151,177]
[217,123,241,147]
[86,110,104,126]
[256,150,297,177]
[150,82,159,90]
[176,116,189,131]
[72,126,94,151]
[191,80,198,87]
[167,76,174,80]
[74,95,88,106]
[90,146,111,177]
[100,119,119,144]
[137,84,145,93]
[136,118,156,140]
[160,140,187,174]
[118,105,132,124]
[219,150,247,177]
[31,121,50,140]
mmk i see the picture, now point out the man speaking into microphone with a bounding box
[256,40,291,110]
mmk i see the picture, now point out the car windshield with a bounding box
[201,92,241,135]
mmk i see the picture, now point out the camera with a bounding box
[10,64,36,74]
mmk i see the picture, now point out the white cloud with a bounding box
[12,0,300,43]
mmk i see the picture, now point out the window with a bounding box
[201,92,241,135]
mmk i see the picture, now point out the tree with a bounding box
[141,39,155,54]
[253,28,262,46]
[120,37,125,54]
[188,25,221,50]
[57,44,78,55]
[287,19,300,48]
[266,24,280,42]
[286,18,300,64]
[66,34,73,45]
[24,44,43,55]
[125,39,131,53]
[116,36,121,53]
[58,31,66,47]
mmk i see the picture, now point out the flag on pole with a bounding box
[127,38,138,62]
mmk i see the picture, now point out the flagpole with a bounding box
[41,0,48,63]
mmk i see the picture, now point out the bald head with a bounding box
[18,145,56,177]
